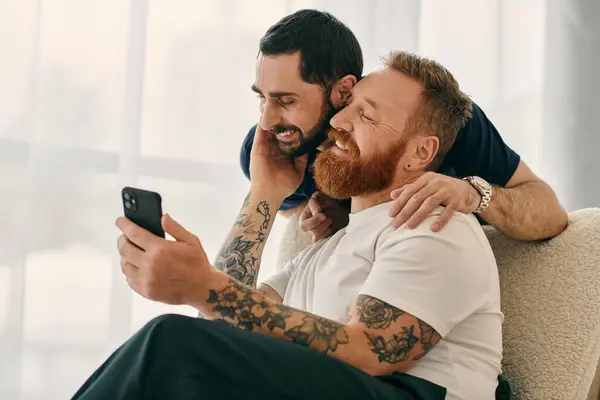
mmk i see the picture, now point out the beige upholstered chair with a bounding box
[276,208,600,399]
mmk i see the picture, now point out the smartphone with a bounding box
[121,186,165,238]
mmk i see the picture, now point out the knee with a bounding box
[142,313,195,334]
[140,313,220,339]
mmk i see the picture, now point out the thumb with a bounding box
[161,214,197,244]
[294,154,309,173]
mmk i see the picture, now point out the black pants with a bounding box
[71,314,446,400]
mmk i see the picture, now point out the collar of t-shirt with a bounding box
[345,201,394,233]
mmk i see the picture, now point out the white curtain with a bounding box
[0,0,595,398]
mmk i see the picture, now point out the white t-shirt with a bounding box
[262,202,503,400]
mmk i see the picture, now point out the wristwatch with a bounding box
[463,176,492,214]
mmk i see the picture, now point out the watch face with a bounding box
[473,176,491,190]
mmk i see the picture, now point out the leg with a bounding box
[72,314,445,400]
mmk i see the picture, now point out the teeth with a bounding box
[277,130,294,137]
[335,140,347,151]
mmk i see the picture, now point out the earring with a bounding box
[407,164,411,168]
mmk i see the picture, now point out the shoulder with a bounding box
[376,206,496,270]
[285,229,346,272]
[239,124,257,179]
[459,101,487,136]
[450,102,488,152]
[440,101,521,185]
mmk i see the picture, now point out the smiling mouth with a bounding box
[275,129,299,143]
[334,140,348,151]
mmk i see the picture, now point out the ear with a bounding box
[404,136,440,171]
[329,75,357,108]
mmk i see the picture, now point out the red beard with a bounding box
[313,128,406,200]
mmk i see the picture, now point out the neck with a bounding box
[350,170,423,213]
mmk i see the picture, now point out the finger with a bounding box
[388,177,430,218]
[431,205,456,232]
[116,217,160,250]
[318,195,339,211]
[125,276,143,298]
[405,196,443,229]
[300,205,313,219]
[162,214,198,244]
[252,117,277,154]
[117,235,146,265]
[299,205,313,221]
[391,184,437,228]
[307,197,322,216]
[311,218,332,238]
[300,213,328,232]
[390,186,404,200]
[253,121,267,144]
[313,227,332,243]
[120,258,140,279]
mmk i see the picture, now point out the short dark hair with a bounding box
[259,9,363,87]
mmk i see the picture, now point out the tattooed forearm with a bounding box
[255,201,271,243]
[213,193,275,287]
[213,237,259,285]
[207,280,292,331]
[284,317,349,353]
[198,276,439,375]
[356,295,404,329]
[206,279,349,354]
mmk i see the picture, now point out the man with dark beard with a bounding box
[240,9,566,244]
[72,51,500,400]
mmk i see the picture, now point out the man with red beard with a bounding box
[73,51,500,400]
[239,9,566,245]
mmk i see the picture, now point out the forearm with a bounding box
[193,271,409,375]
[480,181,568,240]
[213,189,282,287]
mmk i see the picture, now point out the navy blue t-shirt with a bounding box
[240,102,520,211]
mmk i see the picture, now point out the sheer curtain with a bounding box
[0,0,593,399]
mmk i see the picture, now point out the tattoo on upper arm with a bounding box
[413,319,439,360]
[207,280,349,354]
[356,295,440,364]
[356,295,404,329]
[364,326,419,363]
[214,196,272,287]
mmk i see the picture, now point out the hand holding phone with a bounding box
[121,187,165,238]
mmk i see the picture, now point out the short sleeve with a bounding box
[440,102,521,186]
[260,261,295,299]
[358,216,492,337]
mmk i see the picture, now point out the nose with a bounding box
[329,106,353,133]
[260,100,281,131]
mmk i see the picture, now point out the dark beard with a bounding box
[274,91,338,157]
[313,129,407,200]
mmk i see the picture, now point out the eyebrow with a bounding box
[251,84,297,98]
[364,96,378,109]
